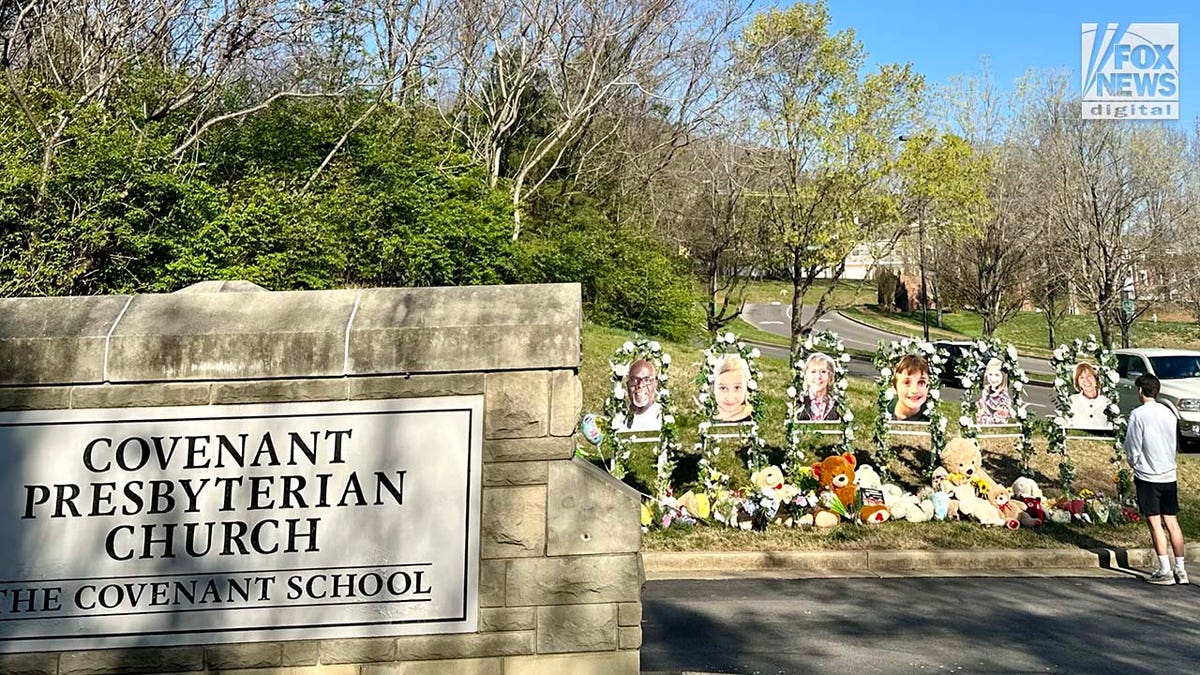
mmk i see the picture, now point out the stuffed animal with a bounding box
[811,453,889,524]
[951,483,1005,526]
[1064,498,1090,524]
[883,484,931,523]
[1011,477,1046,522]
[855,464,884,490]
[939,437,996,488]
[987,485,1041,528]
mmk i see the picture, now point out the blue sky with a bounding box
[818,0,1198,123]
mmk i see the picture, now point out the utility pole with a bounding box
[899,134,931,343]
[918,201,930,342]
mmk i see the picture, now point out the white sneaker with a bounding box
[1147,569,1177,585]
[1176,569,1190,585]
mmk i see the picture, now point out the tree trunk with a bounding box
[790,252,805,357]
[982,310,997,338]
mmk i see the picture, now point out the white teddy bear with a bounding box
[882,484,932,523]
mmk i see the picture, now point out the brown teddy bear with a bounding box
[987,485,1041,529]
[939,437,995,489]
[811,453,889,524]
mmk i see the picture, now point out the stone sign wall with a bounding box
[0,283,642,675]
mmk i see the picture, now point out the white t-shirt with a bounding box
[1124,399,1178,482]
[614,401,662,432]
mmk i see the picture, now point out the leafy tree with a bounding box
[732,1,923,352]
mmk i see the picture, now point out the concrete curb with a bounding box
[643,543,1200,579]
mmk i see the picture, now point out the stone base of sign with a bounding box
[0,283,640,674]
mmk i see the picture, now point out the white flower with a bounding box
[845,429,855,440]
[706,355,719,366]
[901,338,912,348]
[750,348,761,359]
[612,363,630,378]
[837,341,845,350]
[660,388,671,399]
[1017,406,1028,419]
[1054,378,1065,388]
[1108,403,1120,414]
[662,353,672,365]
[959,415,972,427]
[699,392,709,402]
[922,343,935,354]
[931,389,941,400]
[699,422,711,432]
[723,332,735,344]
[803,338,814,350]
[836,379,848,390]
[841,353,851,362]
[748,379,758,391]
[843,411,854,422]
[1054,416,1066,427]
[1106,370,1119,383]
[787,386,798,398]
[649,341,661,352]
[738,342,746,351]
[622,341,635,352]
[613,386,625,400]
[884,389,895,401]
[881,367,892,379]
[663,414,675,425]
[938,417,948,431]
[1013,381,1023,391]
[1007,345,1018,360]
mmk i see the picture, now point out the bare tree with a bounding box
[660,136,768,336]
[932,142,1039,336]
[438,0,723,240]
[1035,89,1185,348]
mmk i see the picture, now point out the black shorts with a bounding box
[1135,478,1179,516]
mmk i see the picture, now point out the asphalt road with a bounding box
[743,302,1053,376]
[741,303,1054,412]
[642,574,1200,674]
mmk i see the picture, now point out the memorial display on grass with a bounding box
[785,331,855,477]
[695,333,765,493]
[955,339,1037,474]
[872,338,948,478]
[594,338,681,499]
[1048,337,1129,498]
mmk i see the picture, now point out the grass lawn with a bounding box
[730,318,790,349]
[844,306,1200,358]
[713,278,875,308]
[580,323,1200,551]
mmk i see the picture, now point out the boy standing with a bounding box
[1124,374,1188,585]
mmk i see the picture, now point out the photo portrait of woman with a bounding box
[888,354,930,422]
[713,354,753,423]
[796,352,839,422]
[617,358,662,432]
[975,358,1014,425]
[1067,361,1112,430]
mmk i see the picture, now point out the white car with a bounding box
[1115,348,1200,449]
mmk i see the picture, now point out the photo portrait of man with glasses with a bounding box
[621,358,662,432]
